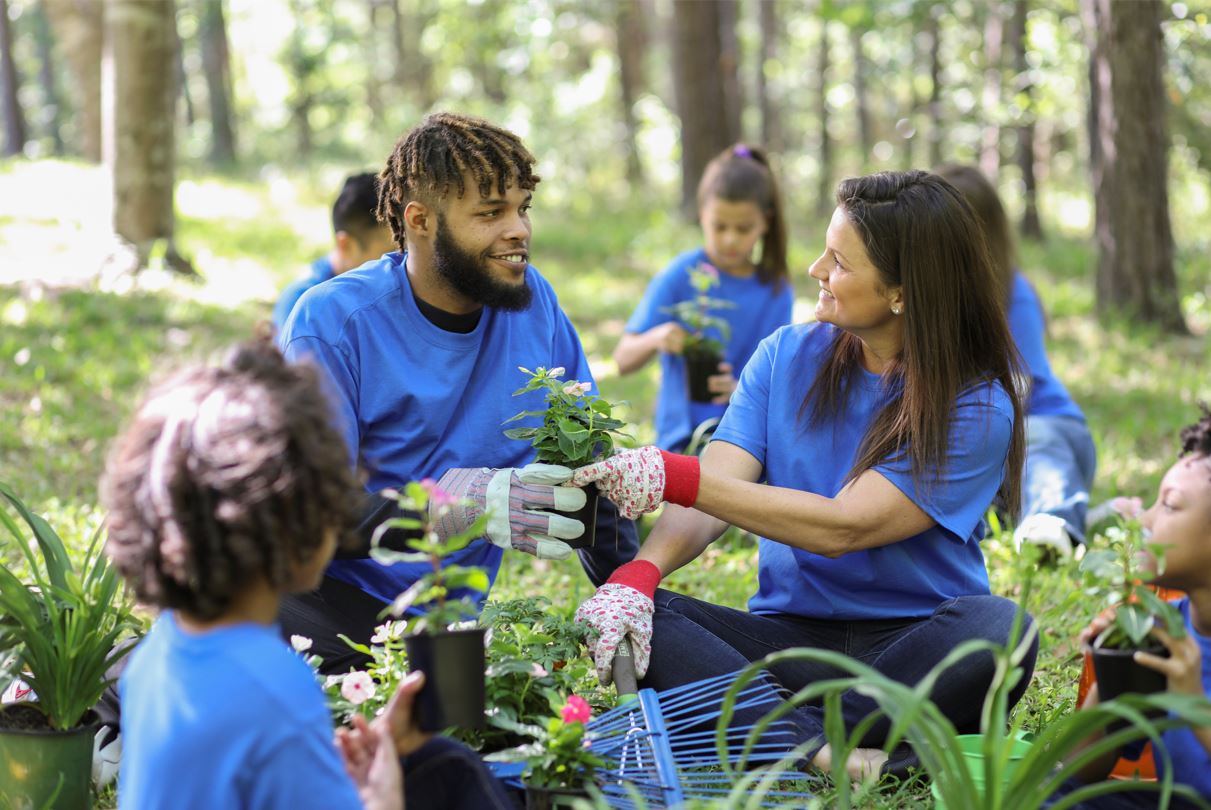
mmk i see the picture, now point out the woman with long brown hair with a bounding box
[571,170,1037,776]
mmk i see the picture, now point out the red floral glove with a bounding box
[570,447,699,519]
[574,560,662,686]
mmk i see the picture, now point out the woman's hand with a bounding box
[571,447,700,519]
[1135,626,1205,697]
[708,362,737,404]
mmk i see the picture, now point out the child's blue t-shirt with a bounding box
[272,256,334,332]
[279,251,596,605]
[712,322,1013,620]
[625,248,794,451]
[1006,271,1084,422]
[118,613,361,810]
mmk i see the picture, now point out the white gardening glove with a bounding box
[573,560,662,686]
[434,464,586,560]
[570,446,700,520]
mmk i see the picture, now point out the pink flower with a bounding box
[562,381,592,397]
[561,695,591,724]
[341,671,376,705]
[699,262,720,280]
[420,478,458,507]
[530,663,549,678]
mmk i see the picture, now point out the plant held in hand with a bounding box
[503,366,629,468]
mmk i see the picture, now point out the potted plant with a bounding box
[503,366,630,548]
[521,694,604,810]
[0,482,138,810]
[1078,518,1186,706]
[369,479,492,732]
[661,262,736,403]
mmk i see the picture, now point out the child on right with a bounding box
[615,143,793,453]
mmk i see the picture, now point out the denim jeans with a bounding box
[403,736,514,810]
[642,590,1038,755]
[1022,415,1098,543]
[1042,776,1204,809]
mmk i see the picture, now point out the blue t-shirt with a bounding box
[118,614,361,810]
[273,256,335,332]
[1006,272,1084,422]
[280,252,596,605]
[713,323,1013,620]
[626,248,794,451]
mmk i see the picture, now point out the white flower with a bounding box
[341,671,377,705]
[370,621,407,644]
[530,663,549,678]
[546,366,565,379]
[562,381,591,397]
[289,635,313,653]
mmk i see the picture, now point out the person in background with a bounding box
[272,172,398,332]
[934,164,1097,560]
[614,143,793,452]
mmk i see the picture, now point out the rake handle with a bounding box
[612,636,639,697]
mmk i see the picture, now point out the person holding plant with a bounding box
[934,164,1097,560]
[102,337,513,809]
[1044,407,1211,808]
[572,170,1039,778]
[278,112,637,674]
[614,143,793,452]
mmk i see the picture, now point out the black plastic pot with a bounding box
[524,784,591,810]
[557,483,599,550]
[1092,639,1169,702]
[684,347,724,403]
[404,627,486,732]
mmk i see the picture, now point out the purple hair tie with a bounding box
[733,145,753,159]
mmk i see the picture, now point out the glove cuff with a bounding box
[606,560,662,600]
[659,451,700,508]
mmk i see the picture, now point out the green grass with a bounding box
[1,162,1209,807]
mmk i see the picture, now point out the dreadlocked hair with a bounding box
[376,112,541,250]
[100,333,360,622]
[1179,403,1211,460]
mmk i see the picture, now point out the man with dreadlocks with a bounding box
[277,112,637,673]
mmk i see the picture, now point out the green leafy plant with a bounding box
[522,694,605,790]
[1078,518,1186,650]
[0,482,138,730]
[661,261,736,358]
[503,366,629,468]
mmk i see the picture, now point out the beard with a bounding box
[432,216,532,312]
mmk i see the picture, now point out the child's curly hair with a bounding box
[100,336,359,621]
[1179,403,1211,459]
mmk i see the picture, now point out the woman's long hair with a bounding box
[802,170,1025,515]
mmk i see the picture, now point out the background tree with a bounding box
[0,0,26,157]
[45,0,104,162]
[198,0,236,166]
[756,0,782,154]
[980,0,1005,178]
[29,1,65,155]
[615,0,647,184]
[815,17,832,217]
[1011,0,1042,239]
[1084,0,1183,332]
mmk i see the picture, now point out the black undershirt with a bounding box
[411,287,482,333]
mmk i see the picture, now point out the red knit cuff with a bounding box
[660,450,700,508]
[606,560,662,600]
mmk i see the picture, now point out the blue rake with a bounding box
[585,641,816,809]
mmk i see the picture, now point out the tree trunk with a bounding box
[0,0,26,156]
[1083,0,1183,332]
[45,0,104,161]
[364,0,385,124]
[395,0,436,109]
[815,19,832,217]
[285,0,314,158]
[851,27,872,165]
[615,0,647,184]
[925,5,943,168]
[1011,0,1041,239]
[980,1,1004,178]
[670,0,737,217]
[199,0,236,165]
[175,20,195,127]
[30,1,65,154]
[757,0,781,153]
[717,0,743,144]
[105,0,185,271]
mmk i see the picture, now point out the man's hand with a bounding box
[434,464,587,560]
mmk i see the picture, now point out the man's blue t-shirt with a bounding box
[626,248,794,451]
[118,614,361,810]
[1006,272,1084,422]
[280,252,596,605]
[273,256,335,332]
[713,323,1013,620]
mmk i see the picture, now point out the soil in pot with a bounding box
[684,347,724,404]
[404,627,487,732]
[524,784,591,810]
[0,705,98,810]
[556,483,599,550]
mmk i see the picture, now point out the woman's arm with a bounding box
[614,323,688,375]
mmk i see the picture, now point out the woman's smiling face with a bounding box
[808,207,903,343]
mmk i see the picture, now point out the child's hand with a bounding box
[652,322,688,355]
[337,715,402,810]
[380,670,431,757]
[1078,608,1117,653]
[1135,626,1204,697]
[708,363,737,404]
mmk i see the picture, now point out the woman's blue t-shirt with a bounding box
[626,248,794,451]
[1006,271,1084,421]
[712,323,1014,620]
[118,614,362,810]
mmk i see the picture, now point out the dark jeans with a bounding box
[1043,777,1205,809]
[642,590,1038,755]
[283,499,639,675]
[404,736,514,810]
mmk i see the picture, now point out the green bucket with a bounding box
[0,711,96,810]
[932,733,1033,810]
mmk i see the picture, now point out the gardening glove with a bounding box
[433,464,586,560]
[575,560,662,686]
[570,446,701,520]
